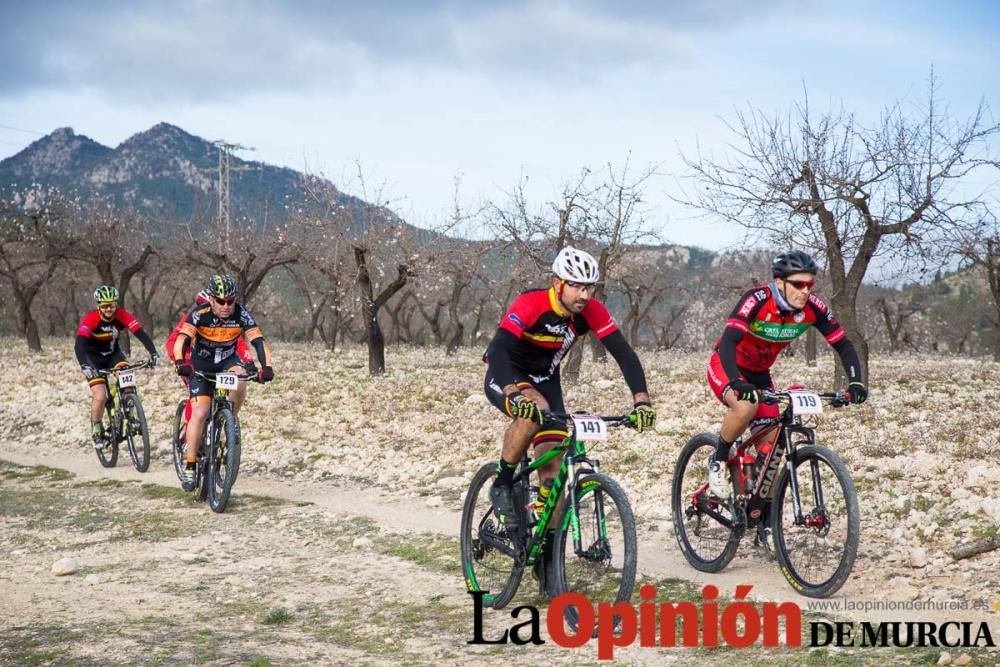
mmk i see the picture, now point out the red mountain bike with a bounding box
[671,386,860,598]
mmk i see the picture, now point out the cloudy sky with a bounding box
[1,0,998,250]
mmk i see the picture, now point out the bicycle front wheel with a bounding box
[771,444,860,598]
[122,393,151,472]
[207,407,241,513]
[671,433,743,572]
[95,404,119,468]
[459,463,524,610]
[550,473,637,637]
[171,400,188,481]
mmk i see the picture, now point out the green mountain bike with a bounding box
[95,360,152,472]
[461,410,637,634]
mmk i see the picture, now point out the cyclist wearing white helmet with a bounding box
[483,246,655,540]
[75,285,160,448]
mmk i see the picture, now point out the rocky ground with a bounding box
[1,337,998,665]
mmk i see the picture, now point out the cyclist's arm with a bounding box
[717,326,746,384]
[132,327,157,357]
[484,328,518,392]
[243,322,272,367]
[830,338,863,384]
[74,312,99,366]
[74,334,90,366]
[717,287,766,384]
[599,329,649,397]
[172,323,196,361]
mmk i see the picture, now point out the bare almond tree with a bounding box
[677,72,1000,382]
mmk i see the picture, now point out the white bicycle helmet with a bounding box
[551,246,600,284]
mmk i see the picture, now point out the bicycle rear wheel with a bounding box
[171,400,187,481]
[771,444,859,598]
[122,393,151,472]
[550,473,637,637]
[460,463,524,610]
[95,403,118,468]
[207,407,241,513]
[671,433,743,572]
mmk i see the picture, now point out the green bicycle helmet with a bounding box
[206,274,239,300]
[93,285,119,304]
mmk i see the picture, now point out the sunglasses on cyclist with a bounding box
[784,279,815,290]
[213,297,236,306]
[565,281,598,292]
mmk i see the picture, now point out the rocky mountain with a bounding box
[0,123,350,225]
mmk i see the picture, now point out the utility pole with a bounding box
[210,140,258,251]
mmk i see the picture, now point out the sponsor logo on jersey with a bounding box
[738,296,758,317]
[507,313,524,329]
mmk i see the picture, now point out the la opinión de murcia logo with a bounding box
[468,585,996,660]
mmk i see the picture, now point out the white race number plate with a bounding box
[117,371,137,388]
[216,373,240,389]
[789,391,823,415]
[572,415,608,441]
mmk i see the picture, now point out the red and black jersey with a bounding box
[716,284,845,373]
[75,308,143,358]
[489,288,618,382]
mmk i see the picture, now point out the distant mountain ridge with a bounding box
[0,123,349,224]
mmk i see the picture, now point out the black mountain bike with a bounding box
[95,360,152,472]
[672,386,860,598]
[461,410,637,634]
[171,370,260,512]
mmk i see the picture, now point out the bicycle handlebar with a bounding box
[192,369,265,384]
[541,410,636,429]
[97,360,151,376]
[759,388,850,408]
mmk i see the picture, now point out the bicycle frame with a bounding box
[99,361,150,438]
[480,413,629,567]
[707,390,847,532]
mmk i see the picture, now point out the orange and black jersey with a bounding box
[173,302,271,368]
[484,287,647,394]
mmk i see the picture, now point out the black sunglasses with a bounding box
[214,297,235,306]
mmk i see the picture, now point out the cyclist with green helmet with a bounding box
[172,274,274,491]
[75,285,160,447]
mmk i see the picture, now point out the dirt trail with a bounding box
[2,442,997,666]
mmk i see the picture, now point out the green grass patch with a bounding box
[262,607,293,625]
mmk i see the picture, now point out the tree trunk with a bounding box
[563,343,583,381]
[829,293,868,387]
[805,327,817,366]
[18,299,42,352]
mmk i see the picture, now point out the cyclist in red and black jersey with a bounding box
[75,285,160,447]
[705,250,868,497]
[172,274,274,490]
[484,246,655,529]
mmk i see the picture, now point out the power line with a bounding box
[0,123,46,135]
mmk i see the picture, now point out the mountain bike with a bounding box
[461,410,637,634]
[172,370,260,512]
[671,386,860,598]
[94,360,152,472]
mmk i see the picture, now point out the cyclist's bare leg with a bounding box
[186,398,210,460]
[89,383,108,424]
[231,366,248,414]
[499,387,549,466]
[720,391,755,445]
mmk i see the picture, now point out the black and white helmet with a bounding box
[551,246,600,284]
[772,250,819,278]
